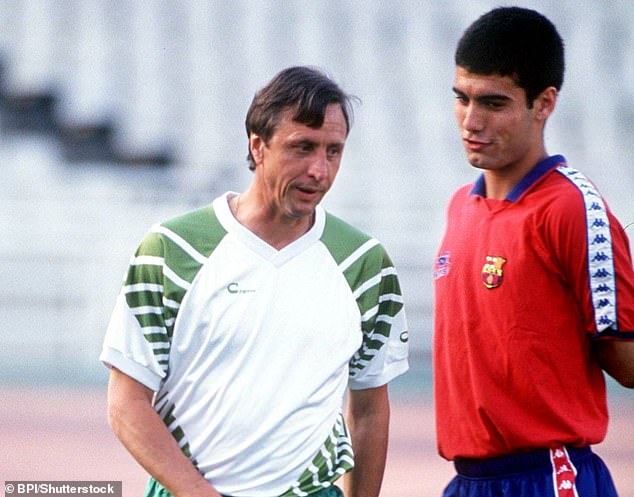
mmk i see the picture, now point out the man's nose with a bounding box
[308,152,328,179]
[461,103,484,131]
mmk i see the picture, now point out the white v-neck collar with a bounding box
[213,191,326,267]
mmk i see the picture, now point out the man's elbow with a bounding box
[609,370,634,389]
[106,396,127,436]
[601,359,634,389]
[106,368,154,437]
[594,339,634,389]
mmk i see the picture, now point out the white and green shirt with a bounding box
[100,192,409,497]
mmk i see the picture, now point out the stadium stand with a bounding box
[0,1,632,383]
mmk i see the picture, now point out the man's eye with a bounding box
[327,147,342,159]
[484,100,506,110]
[296,143,314,153]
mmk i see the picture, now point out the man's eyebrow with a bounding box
[478,94,511,102]
[452,87,512,103]
[289,137,317,146]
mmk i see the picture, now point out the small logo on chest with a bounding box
[227,282,256,295]
[434,252,451,280]
[481,255,507,289]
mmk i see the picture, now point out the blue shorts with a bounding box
[442,446,619,497]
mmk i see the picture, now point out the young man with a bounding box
[101,66,409,497]
[433,7,634,497]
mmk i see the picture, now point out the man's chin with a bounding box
[286,203,319,221]
[466,154,490,170]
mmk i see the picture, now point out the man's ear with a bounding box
[249,134,265,167]
[533,86,558,121]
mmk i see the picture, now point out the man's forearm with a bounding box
[107,368,222,497]
[344,385,390,497]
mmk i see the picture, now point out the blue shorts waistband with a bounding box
[453,446,593,478]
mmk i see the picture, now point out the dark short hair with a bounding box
[244,66,356,170]
[455,6,565,107]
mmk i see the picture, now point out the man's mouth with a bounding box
[464,137,491,152]
[296,185,321,195]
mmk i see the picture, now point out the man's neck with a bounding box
[482,151,548,200]
[229,193,315,250]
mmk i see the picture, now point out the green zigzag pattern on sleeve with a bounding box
[121,205,227,471]
[320,213,404,377]
[123,204,227,374]
[282,213,405,496]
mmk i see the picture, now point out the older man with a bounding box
[101,66,409,497]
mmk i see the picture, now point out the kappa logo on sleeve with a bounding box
[481,255,507,289]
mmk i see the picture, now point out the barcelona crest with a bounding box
[481,255,507,289]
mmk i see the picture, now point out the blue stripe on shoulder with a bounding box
[555,165,618,333]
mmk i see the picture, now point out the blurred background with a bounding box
[1,0,633,495]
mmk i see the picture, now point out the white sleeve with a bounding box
[99,292,166,391]
[348,298,410,390]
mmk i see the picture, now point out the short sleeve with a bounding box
[547,167,634,338]
[99,230,172,391]
[100,293,166,391]
[348,249,410,390]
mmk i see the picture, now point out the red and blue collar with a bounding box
[471,155,567,201]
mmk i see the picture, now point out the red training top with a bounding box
[433,155,634,460]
